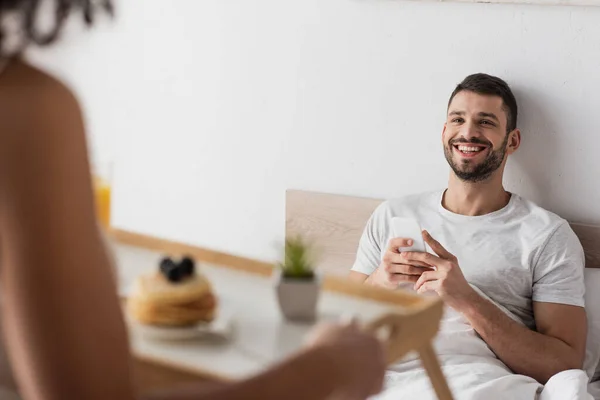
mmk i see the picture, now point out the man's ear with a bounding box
[506,129,521,154]
[442,123,447,139]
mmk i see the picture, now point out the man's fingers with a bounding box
[389,273,420,284]
[422,230,455,261]
[401,250,443,267]
[384,252,432,269]
[387,263,433,275]
[417,280,438,295]
[414,270,438,291]
[388,237,415,253]
[383,251,405,265]
[401,259,433,269]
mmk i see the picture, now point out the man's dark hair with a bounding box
[448,73,518,133]
[0,0,113,56]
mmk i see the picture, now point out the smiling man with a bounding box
[349,73,587,385]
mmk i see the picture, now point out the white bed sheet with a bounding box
[371,302,594,400]
[588,381,600,400]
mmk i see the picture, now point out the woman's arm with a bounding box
[145,322,385,400]
[144,348,335,400]
[0,61,137,400]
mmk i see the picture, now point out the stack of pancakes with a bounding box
[128,272,216,326]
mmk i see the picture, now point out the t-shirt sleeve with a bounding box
[532,221,585,307]
[350,203,389,276]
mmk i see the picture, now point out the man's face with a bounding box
[443,91,514,183]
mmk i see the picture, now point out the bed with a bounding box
[286,189,600,400]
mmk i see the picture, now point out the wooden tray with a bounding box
[110,231,453,399]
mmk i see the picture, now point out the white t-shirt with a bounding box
[351,190,586,330]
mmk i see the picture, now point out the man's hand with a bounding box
[365,238,434,290]
[400,232,586,384]
[304,322,386,400]
[402,231,477,311]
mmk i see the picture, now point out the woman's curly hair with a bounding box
[0,0,113,55]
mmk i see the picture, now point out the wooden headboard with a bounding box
[286,190,600,276]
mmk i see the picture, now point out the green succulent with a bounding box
[278,236,315,279]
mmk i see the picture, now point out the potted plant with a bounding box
[274,235,320,322]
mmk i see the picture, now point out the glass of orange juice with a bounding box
[93,163,112,230]
[94,177,111,229]
[92,165,119,283]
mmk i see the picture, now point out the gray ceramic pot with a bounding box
[274,270,321,321]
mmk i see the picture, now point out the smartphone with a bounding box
[390,217,426,253]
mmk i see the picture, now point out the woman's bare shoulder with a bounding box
[0,58,82,125]
[0,58,88,195]
[0,59,84,146]
[0,58,76,94]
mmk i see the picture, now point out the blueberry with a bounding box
[159,257,177,276]
[166,266,184,283]
[179,256,195,276]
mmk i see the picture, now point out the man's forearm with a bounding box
[144,347,337,400]
[461,293,580,384]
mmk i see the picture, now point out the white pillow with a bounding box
[584,268,600,381]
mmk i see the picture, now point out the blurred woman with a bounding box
[0,2,386,399]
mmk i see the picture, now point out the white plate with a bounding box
[128,308,235,342]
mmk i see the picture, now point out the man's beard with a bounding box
[444,135,509,183]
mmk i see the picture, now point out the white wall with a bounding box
[28,1,600,263]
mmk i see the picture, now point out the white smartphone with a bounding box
[390,217,426,253]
